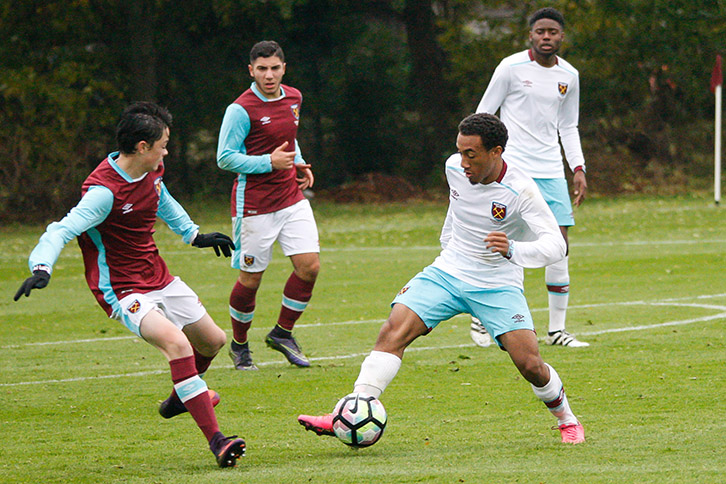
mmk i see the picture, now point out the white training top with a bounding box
[476,49,585,178]
[434,153,566,289]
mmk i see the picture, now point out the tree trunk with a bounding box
[126,0,158,101]
[402,0,458,173]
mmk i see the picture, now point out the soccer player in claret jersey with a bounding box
[14,102,246,468]
[472,7,589,348]
[217,40,319,370]
[298,113,585,444]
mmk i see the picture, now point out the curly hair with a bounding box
[458,113,508,152]
[529,7,565,29]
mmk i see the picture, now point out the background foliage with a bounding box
[1,0,725,221]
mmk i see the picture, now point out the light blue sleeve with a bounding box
[216,103,274,174]
[157,182,199,244]
[294,139,306,165]
[28,186,114,273]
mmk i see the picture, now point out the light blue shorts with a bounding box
[533,178,574,227]
[392,266,534,347]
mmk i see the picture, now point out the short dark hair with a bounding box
[250,40,285,64]
[116,102,172,155]
[458,113,508,151]
[529,7,565,29]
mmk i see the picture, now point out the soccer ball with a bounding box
[332,393,387,448]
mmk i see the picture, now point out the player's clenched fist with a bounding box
[485,231,511,258]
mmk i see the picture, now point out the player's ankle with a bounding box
[269,325,292,339]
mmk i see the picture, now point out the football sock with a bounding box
[545,256,569,333]
[230,281,257,343]
[166,347,215,405]
[169,355,220,442]
[277,272,315,332]
[353,350,402,399]
[531,363,578,426]
[193,346,215,377]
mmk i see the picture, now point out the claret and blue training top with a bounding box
[27,153,199,317]
[217,82,307,218]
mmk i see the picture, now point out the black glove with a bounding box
[14,269,51,301]
[192,232,235,258]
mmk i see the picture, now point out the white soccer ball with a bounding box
[332,393,387,447]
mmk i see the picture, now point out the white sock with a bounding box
[531,363,578,426]
[353,350,402,399]
[545,256,569,333]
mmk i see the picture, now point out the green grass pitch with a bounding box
[1,195,725,483]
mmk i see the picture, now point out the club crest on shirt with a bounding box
[491,201,507,221]
[290,104,300,120]
[154,177,163,197]
[558,82,568,96]
[127,300,141,314]
[244,254,255,267]
[397,285,410,296]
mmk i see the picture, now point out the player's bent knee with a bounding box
[200,329,226,354]
[238,271,263,289]
[211,327,227,351]
[160,335,194,360]
[190,324,227,355]
[516,358,549,386]
[374,308,427,355]
[297,260,320,282]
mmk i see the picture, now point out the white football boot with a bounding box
[470,317,493,348]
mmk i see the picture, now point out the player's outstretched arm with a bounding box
[14,267,51,301]
[192,232,236,258]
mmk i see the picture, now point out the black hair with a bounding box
[529,7,565,29]
[249,40,285,63]
[116,101,172,155]
[458,113,508,151]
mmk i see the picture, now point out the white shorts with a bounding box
[115,277,207,337]
[231,198,319,271]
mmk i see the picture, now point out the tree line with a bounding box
[1,0,724,221]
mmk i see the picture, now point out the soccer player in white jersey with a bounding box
[472,7,589,348]
[297,113,585,444]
